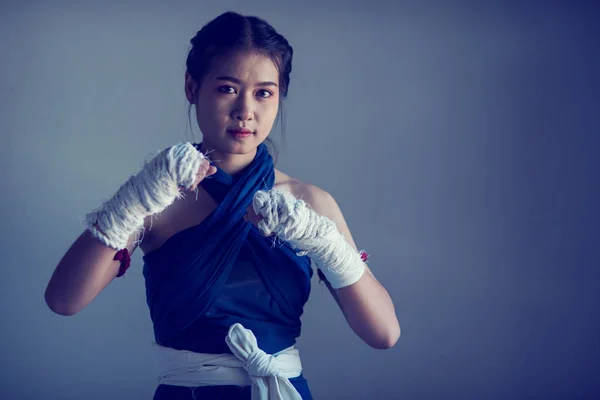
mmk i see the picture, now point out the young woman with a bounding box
[45,11,400,400]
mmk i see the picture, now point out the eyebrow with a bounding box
[216,76,278,87]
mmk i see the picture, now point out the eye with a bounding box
[257,89,273,98]
[219,85,236,94]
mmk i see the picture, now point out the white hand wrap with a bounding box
[85,142,206,250]
[252,189,366,289]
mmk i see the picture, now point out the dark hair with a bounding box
[185,11,293,162]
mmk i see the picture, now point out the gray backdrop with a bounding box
[1,1,599,399]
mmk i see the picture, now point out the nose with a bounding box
[232,93,254,121]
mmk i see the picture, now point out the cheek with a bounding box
[260,101,279,122]
[196,98,230,123]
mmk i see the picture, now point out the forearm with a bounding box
[325,269,400,349]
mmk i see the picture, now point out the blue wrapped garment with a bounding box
[142,143,314,399]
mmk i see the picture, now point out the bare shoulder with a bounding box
[273,169,356,248]
[274,169,334,213]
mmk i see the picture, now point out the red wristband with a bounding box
[114,248,131,277]
[360,250,369,262]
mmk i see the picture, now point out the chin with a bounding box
[228,136,266,151]
[218,139,259,155]
[203,133,266,155]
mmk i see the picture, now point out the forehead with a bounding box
[205,51,279,84]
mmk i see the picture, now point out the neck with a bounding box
[200,142,258,176]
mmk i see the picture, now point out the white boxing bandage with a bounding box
[252,189,366,289]
[85,142,206,250]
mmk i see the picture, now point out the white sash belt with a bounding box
[154,323,303,399]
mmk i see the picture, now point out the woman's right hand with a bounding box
[182,158,217,192]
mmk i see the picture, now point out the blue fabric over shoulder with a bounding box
[142,143,313,355]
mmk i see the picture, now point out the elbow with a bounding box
[46,298,80,316]
[369,323,401,350]
[44,288,81,316]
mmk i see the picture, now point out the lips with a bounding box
[229,128,253,134]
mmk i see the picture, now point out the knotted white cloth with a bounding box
[153,323,303,400]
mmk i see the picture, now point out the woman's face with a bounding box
[187,50,280,157]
